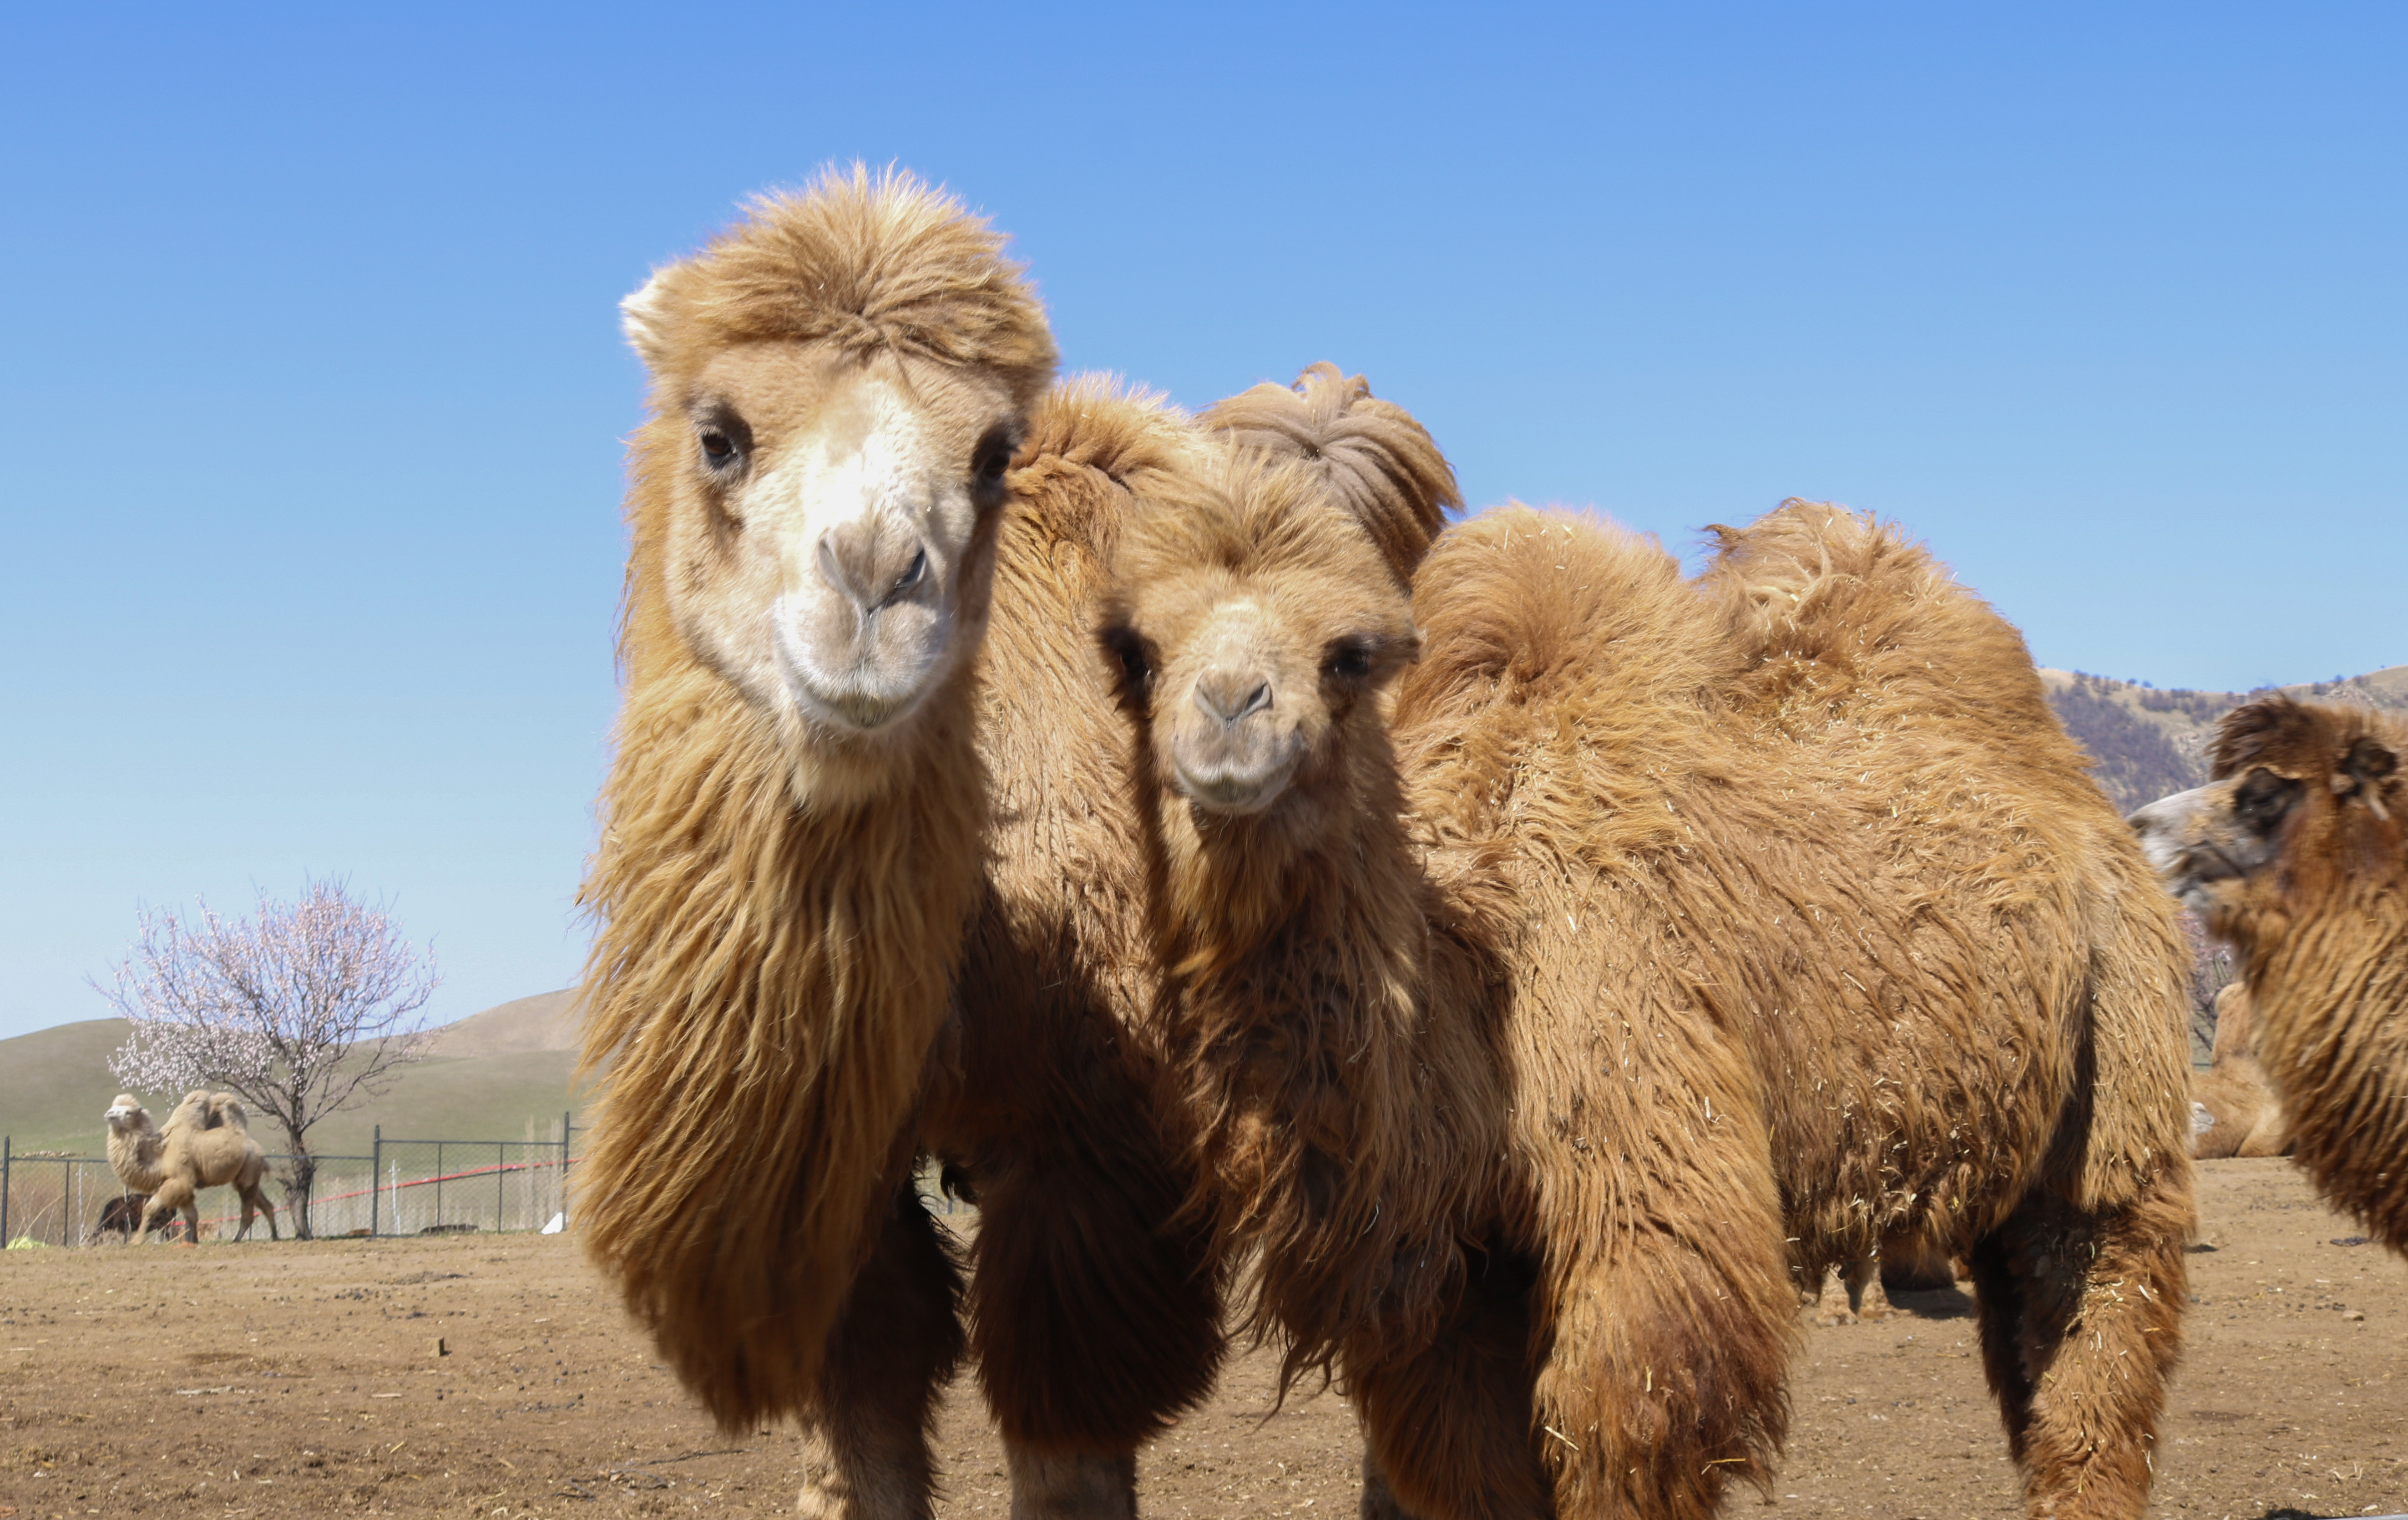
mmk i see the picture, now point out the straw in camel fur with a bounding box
[1103,486,2195,1520]
[576,168,1053,1450]
[2190,983,2292,1159]
[2132,697,2408,1251]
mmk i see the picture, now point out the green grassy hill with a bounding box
[0,993,590,1161]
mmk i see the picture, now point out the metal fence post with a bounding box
[370,1126,380,1237]
[3,1135,11,1246]
[496,1142,506,1231]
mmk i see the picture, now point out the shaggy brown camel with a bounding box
[102,1092,279,1242]
[575,170,1443,1514]
[2131,696,2407,1251]
[2189,983,2292,1159]
[1099,490,2194,1520]
[575,167,1056,1514]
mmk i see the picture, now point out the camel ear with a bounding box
[2339,735,2398,821]
[621,270,676,371]
[2344,735,2398,787]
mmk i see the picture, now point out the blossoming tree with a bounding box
[98,879,437,1237]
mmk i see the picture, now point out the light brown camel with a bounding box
[575,167,1056,1515]
[2188,983,2292,1159]
[1099,490,2194,1520]
[101,1092,279,1242]
[577,176,1450,1516]
[2130,695,2407,1251]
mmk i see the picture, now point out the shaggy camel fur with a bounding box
[2131,696,2408,1251]
[2189,983,2292,1160]
[1100,491,2195,1520]
[576,168,1055,1510]
[102,1092,279,1242]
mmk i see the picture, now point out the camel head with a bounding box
[619,167,1055,763]
[2130,696,2405,951]
[1098,366,1455,829]
[1101,452,1422,828]
[103,1094,152,1134]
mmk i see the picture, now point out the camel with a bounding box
[2188,983,2292,1160]
[101,1092,279,1242]
[1098,487,2195,1520]
[581,172,1459,1516]
[575,166,1056,1513]
[2130,695,2407,1251]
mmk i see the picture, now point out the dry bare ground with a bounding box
[0,1160,2399,1518]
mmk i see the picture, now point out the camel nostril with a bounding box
[817,522,930,613]
[1193,672,1273,725]
[883,546,928,606]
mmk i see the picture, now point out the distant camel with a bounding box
[102,1092,278,1242]
[2133,695,2406,1251]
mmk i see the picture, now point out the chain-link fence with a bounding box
[3,1118,581,1246]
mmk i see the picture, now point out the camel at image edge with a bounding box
[2132,696,2408,1251]
[1098,483,2196,1520]
[573,171,1453,1516]
[101,1090,279,1242]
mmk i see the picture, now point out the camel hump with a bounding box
[1700,500,1951,654]
[1406,505,1705,702]
[1201,362,1460,585]
[1019,375,1195,489]
[209,1092,250,1131]
[1701,498,2062,733]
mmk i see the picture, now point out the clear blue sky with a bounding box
[2,5,2401,1042]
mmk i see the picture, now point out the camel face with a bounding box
[611,170,1056,765]
[104,1095,148,1131]
[646,335,1022,740]
[2131,697,2403,943]
[1102,457,1417,821]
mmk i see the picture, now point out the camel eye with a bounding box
[691,405,751,476]
[2233,768,2302,834]
[1323,638,1375,684]
[970,426,1016,507]
[1099,623,1154,703]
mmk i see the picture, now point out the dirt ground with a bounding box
[2,1158,2401,1519]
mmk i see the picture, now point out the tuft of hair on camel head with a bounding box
[616,164,1060,748]
[1199,362,1460,589]
[2130,694,2405,932]
[1098,449,1421,819]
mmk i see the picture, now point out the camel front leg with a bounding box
[1351,1242,1551,1520]
[139,1180,195,1245]
[1968,1171,2190,1520]
[796,1186,966,1520]
[965,1141,1224,1520]
[1002,1448,1136,1520]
